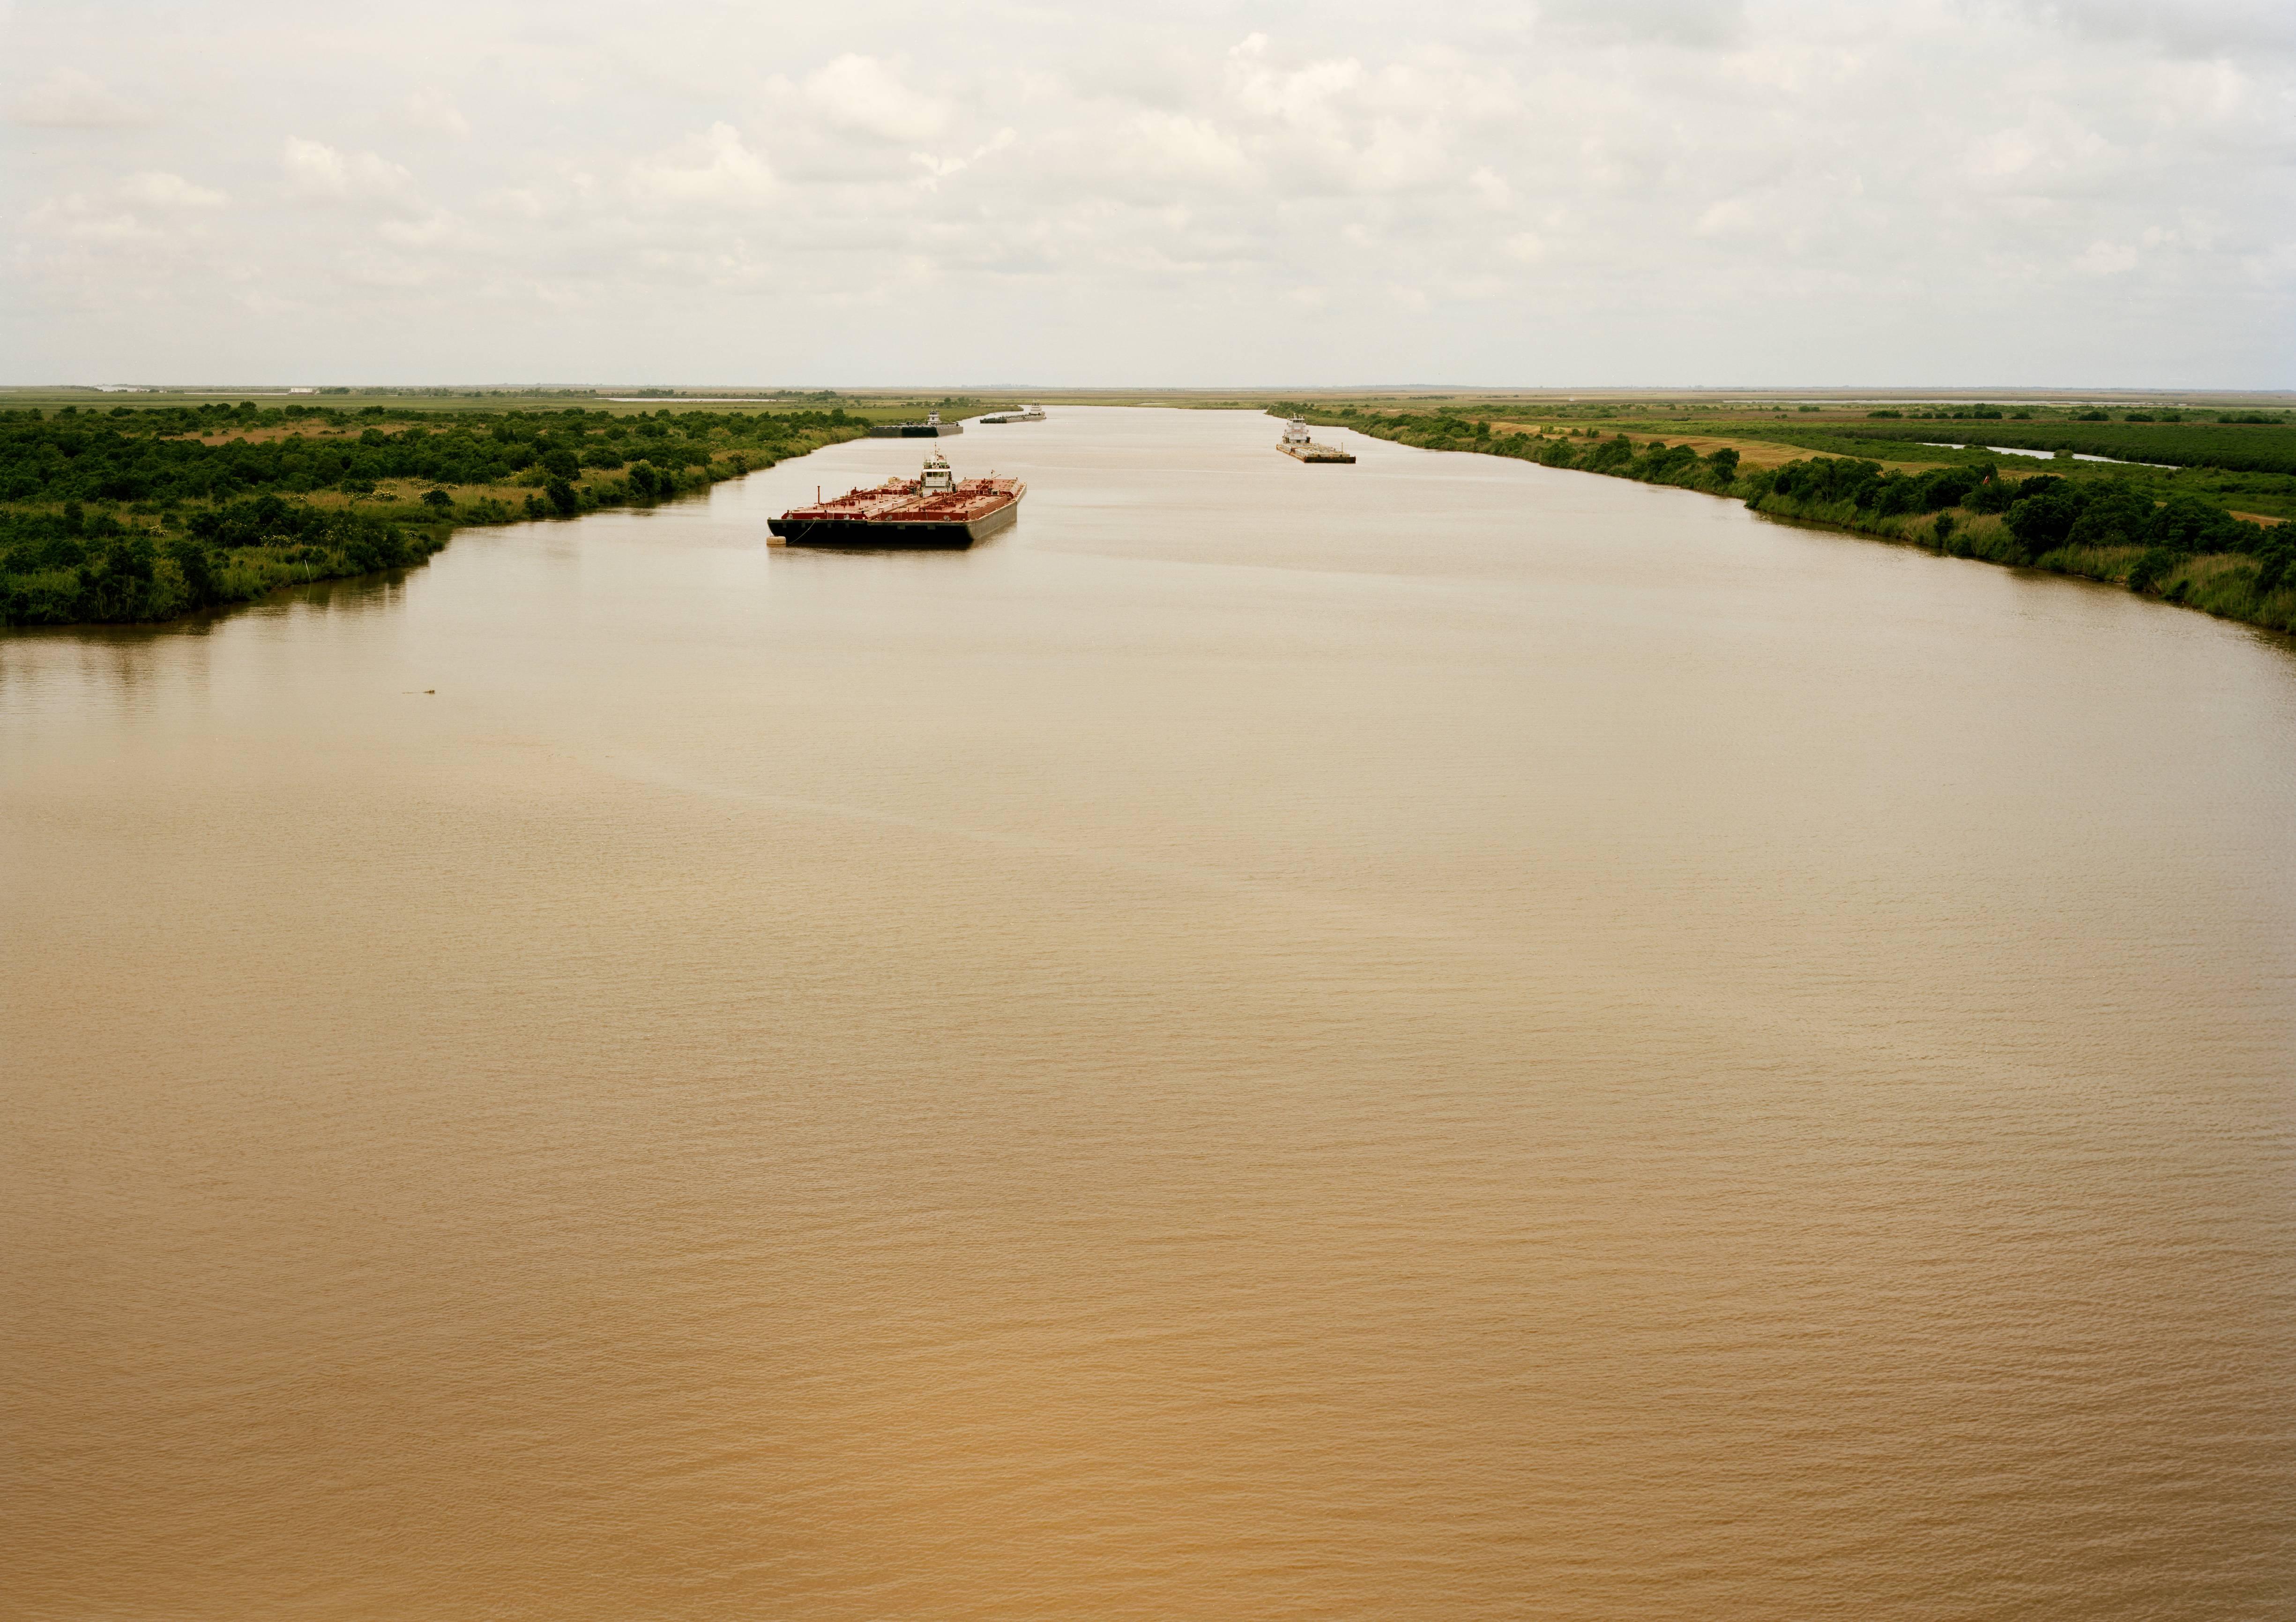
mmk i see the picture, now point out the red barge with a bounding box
[770,452,1024,549]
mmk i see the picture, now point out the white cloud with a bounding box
[282,138,423,209]
[1227,37,1365,133]
[123,172,228,209]
[1147,112,1250,172]
[913,128,1015,186]
[1539,0,1750,50]
[338,249,445,288]
[7,67,149,127]
[2076,240,2140,276]
[632,122,775,206]
[23,195,161,242]
[404,87,471,137]
[377,212,462,247]
[2,0,2289,386]
[801,55,949,142]
[2014,0,2296,59]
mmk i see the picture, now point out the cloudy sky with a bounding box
[4,0,2291,388]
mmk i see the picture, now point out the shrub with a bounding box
[1966,472,2017,514]
[2005,484,2083,559]
[163,536,220,606]
[2065,483,2157,551]
[2256,538,2295,600]
[2126,547,2177,594]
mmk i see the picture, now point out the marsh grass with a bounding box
[2033,545,2296,633]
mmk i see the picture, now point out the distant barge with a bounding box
[980,404,1047,424]
[865,409,964,439]
[1279,417,1355,463]
[770,451,1023,549]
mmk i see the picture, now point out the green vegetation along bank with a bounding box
[0,401,869,627]
[1275,405,2295,638]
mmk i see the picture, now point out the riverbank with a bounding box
[0,404,870,627]
[1279,406,2296,638]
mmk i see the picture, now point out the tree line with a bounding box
[0,404,858,506]
[0,498,444,624]
[0,404,865,627]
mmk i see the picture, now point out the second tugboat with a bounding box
[865,409,964,439]
[770,451,1024,549]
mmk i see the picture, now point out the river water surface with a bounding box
[4,407,2292,1620]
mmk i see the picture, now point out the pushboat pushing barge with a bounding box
[865,409,964,439]
[770,451,1024,549]
[1279,417,1356,463]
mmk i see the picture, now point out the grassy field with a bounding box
[0,385,1066,428]
[1826,419,2296,475]
[1250,394,2296,524]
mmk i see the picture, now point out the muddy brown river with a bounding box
[4,407,2291,1619]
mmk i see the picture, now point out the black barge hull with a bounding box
[771,498,1019,550]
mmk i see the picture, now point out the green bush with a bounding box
[2126,547,2177,594]
[2256,538,2294,600]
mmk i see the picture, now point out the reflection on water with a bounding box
[274,567,418,616]
[4,409,2293,1622]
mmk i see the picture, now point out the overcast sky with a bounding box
[4,0,2291,388]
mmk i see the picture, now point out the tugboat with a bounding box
[865,408,965,439]
[1278,417,1356,463]
[769,450,1024,549]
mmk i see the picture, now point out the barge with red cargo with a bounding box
[770,451,1024,549]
